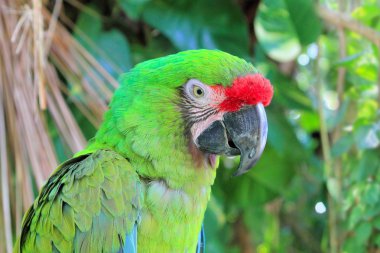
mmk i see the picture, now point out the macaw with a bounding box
[14,49,273,253]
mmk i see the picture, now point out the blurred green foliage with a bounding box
[53,0,380,252]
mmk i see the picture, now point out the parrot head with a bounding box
[179,72,272,176]
[85,49,273,184]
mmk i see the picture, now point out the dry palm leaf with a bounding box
[0,1,119,252]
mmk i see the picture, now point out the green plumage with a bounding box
[15,150,141,252]
[15,50,256,252]
[15,150,142,252]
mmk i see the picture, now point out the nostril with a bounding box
[228,139,237,149]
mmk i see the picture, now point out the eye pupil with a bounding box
[193,85,204,98]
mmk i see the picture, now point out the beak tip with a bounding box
[233,157,259,177]
[232,170,244,177]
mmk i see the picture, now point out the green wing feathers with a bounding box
[15,150,142,253]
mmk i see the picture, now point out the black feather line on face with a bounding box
[177,87,218,135]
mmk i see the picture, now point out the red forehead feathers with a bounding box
[214,74,273,112]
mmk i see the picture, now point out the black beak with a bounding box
[196,103,268,176]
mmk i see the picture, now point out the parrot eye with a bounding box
[184,79,209,101]
[193,85,205,98]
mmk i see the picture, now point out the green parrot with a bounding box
[14,49,273,253]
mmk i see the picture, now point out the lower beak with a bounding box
[196,104,268,176]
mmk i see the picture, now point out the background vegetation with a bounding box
[1,0,380,252]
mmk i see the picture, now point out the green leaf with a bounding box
[251,147,295,194]
[352,4,380,27]
[343,239,366,253]
[284,0,322,45]
[274,81,313,111]
[354,125,380,150]
[254,0,300,62]
[266,110,305,158]
[204,196,229,253]
[354,150,380,181]
[74,8,132,78]
[357,99,378,124]
[233,176,251,208]
[331,134,354,157]
[117,0,151,20]
[132,0,249,57]
[130,37,177,65]
[349,205,365,230]
[363,184,380,206]
[298,111,320,132]
[355,222,372,245]
[355,63,378,82]
[363,204,380,220]
[254,0,321,62]
[374,216,380,230]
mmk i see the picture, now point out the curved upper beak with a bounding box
[196,103,268,176]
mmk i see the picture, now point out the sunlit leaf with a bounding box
[254,0,321,62]
[355,63,378,82]
[255,0,301,62]
[299,111,320,132]
[352,4,380,28]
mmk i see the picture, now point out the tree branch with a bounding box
[314,39,339,253]
[317,5,380,48]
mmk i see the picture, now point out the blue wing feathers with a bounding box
[120,223,138,253]
[119,222,204,253]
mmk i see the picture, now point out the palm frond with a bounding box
[0,1,117,252]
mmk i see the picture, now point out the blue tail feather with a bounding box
[196,224,205,253]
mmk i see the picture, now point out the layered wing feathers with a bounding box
[16,150,142,253]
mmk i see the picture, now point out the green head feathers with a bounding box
[120,49,256,88]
